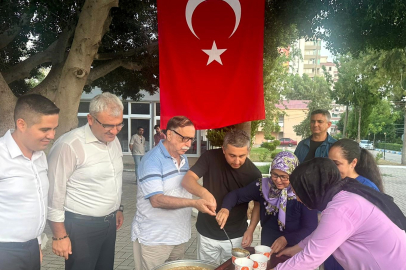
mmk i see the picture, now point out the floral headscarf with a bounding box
[260,151,299,231]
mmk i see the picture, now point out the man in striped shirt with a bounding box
[131,116,216,270]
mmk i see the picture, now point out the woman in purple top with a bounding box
[325,138,383,270]
[273,158,406,270]
[216,152,318,254]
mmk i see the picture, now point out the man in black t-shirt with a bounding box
[182,130,262,264]
[294,109,337,163]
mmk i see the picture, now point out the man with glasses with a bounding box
[129,126,146,183]
[131,116,216,270]
[47,92,124,270]
[182,129,262,265]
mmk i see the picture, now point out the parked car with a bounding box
[279,138,298,147]
[359,140,374,150]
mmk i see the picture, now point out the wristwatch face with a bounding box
[119,205,124,212]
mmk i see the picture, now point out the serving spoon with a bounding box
[222,228,250,257]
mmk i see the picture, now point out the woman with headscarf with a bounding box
[216,152,318,254]
[273,158,406,270]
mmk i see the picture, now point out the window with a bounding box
[131,103,150,115]
[78,102,90,113]
[156,103,161,116]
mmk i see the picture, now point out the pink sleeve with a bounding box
[276,205,355,270]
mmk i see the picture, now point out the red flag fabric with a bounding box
[158,0,265,130]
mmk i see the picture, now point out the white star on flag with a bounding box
[202,41,227,65]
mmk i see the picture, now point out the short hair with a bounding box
[137,126,143,131]
[311,109,331,122]
[89,92,123,117]
[14,94,60,125]
[223,129,250,149]
[154,124,160,129]
[166,116,194,130]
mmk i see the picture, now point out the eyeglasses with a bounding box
[170,129,195,143]
[270,172,289,182]
[92,115,125,130]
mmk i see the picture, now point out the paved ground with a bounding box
[41,166,406,270]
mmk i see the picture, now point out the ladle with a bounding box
[222,228,249,257]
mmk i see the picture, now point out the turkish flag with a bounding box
[158,0,265,130]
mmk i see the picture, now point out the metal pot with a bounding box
[151,260,218,270]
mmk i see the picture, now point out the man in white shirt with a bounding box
[129,126,146,182]
[132,116,216,270]
[47,92,124,270]
[0,94,59,270]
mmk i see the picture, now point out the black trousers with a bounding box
[65,212,117,270]
[0,238,40,270]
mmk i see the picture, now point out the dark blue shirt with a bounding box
[222,180,318,247]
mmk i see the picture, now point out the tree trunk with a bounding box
[53,0,119,139]
[0,73,17,136]
[402,106,406,165]
[235,121,252,141]
[343,105,349,138]
[357,107,362,143]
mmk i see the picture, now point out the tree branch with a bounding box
[0,14,30,49]
[85,59,141,85]
[0,26,22,49]
[94,41,157,60]
[2,41,57,84]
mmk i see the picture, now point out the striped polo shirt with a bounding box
[131,140,192,245]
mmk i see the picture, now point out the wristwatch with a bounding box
[118,205,124,212]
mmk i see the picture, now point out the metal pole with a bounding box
[384,133,387,160]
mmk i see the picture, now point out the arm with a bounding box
[217,181,261,229]
[150,193,215,215]
[283,203,318,246]
[129,135,134,151]
[47,142,76,259]
[181,170,216,211]
[275,205,355,270]
[242,201,260,247]
[48,221,72,260]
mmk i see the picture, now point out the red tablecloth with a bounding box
[215,247,290,270]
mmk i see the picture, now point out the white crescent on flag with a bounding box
[185,0,241,39]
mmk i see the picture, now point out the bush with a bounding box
[260,142,276,152]
[259,151,269,162]
[375,152,383,162]
[375,142,402,151]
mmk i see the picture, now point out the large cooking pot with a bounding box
[151,260,218,270]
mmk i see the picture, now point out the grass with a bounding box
[250,147,285,162]
[257,165,270,174]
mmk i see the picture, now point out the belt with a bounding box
[0,238,38,248]
[65,211,116,222]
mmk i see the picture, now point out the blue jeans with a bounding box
[133,155,143,180]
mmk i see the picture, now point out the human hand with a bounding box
[241,229,253,248]
[116,211,124,230]
[195,199,217,216]
[39,246,43,264]
[201,190,217,213]
[52,237,72,260]
[270,236,287,255]
[216,208,230,229]
[276,244,302,257]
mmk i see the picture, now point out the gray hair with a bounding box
[311,109,331,122]
[89,92,123,117]
[223,129,250,149]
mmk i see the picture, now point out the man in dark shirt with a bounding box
[182,129,261,264]
[294,109,337,163]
